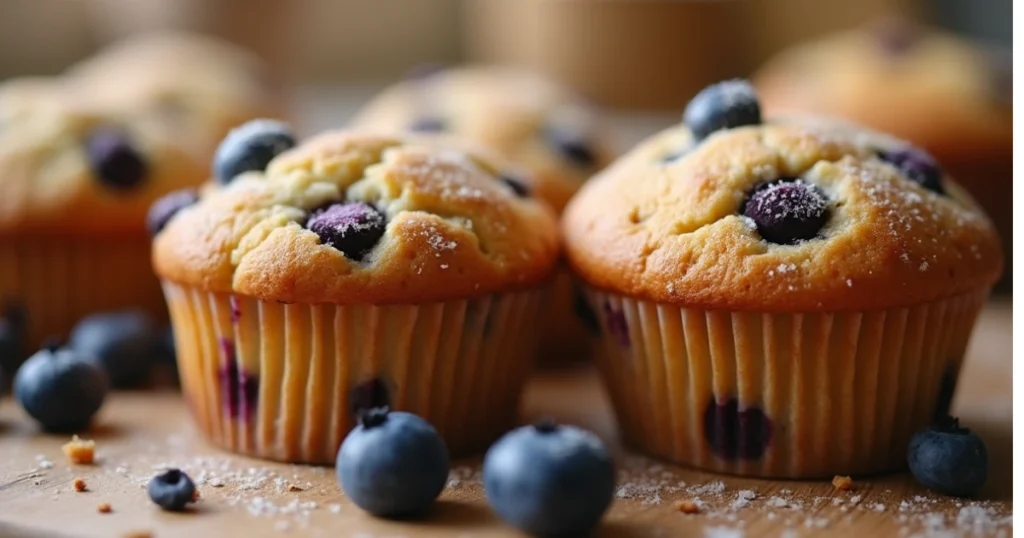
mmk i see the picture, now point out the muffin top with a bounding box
[350,66,615,213]
[754,19,1011,161]
[0,32,281,236]
[152,129,560,305]
[562,81,1002,312]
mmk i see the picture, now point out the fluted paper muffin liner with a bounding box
[582,287,989,478]
[162,281,546,464]
[0,238,165,347]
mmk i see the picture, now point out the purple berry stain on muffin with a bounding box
[878,148,945,195]
[306,202,387,261]
[147,188,199,236]
[742,178,829,245]
[228,296,242,324]
[703,397,773,461]
[85,127,149,190]
[603,302,629,348]
[573,287,601,337]
[871,17,919,56]
[500,173,531,198]
[350,377,392,416]
[934,365,959,421]
[217,338,258,419]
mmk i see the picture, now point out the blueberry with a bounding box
[703,397,773,461]
[14,342,109,432]
[306,202,387,261]
[213,119,295,184]
[0,306,27,377]
[742,179,829,245]
[484,419,616,537]
[908,416,988,497]
[683,79,762,141]
[409,117,447,132]
[147,469,197,511]
[146,188,199,236]
[85,128,149,190]
[69,310,162,388]
[218,338,258,419]
[500,173,531,198]
[547,128,597,169]
[878,148,945,195]
[933,366,958,421]
[350,377,392,417]
[336,408,450,518]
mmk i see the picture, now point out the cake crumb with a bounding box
[122,532,152,538]
[73,477,87,492]
[676,500,701,514]
[287,484,305,492]
[97,503,112,514]
[63,436,96,465]
[832,475,853,491]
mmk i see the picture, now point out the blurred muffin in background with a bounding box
[0,32,283,349]
[754,18,1012,291]
[352,66,617,365]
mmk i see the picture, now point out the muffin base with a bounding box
[0,237,166,348]
[162,281,545,464]
[583,287,989,478]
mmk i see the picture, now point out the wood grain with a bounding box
[0,300,1011,538]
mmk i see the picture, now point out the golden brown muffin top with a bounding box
[153,130,560,305]
[350,66,615,213]
[0,32,281,237]
[562,117,1002,312]
[754,19,1011,160]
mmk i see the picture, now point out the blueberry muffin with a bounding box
[754,18,1012,291]
[152,127,560,463]
[562,80,1002,478]
[0,33,281,347]
[352,66,615,365]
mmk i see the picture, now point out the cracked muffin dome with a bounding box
[350,66,615,213]
[152,130,560,304]
[562,97,1002,312]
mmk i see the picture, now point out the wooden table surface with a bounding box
[0,299,1011,538]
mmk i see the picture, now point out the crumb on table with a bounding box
[675,500,701,514]
[287,484,305,492]
[832,475,853,491]
[97,503,112,514]
[193,489,201,501]
[63,436,96,465]
[122,532,152,538]
[73,477,87,492]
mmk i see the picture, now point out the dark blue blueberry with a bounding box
[14,342,109,433]
[933,366,958,421]
[547,128,597,169]
[573,287,600,337]
[908,416,988,497]
[218,338,258,419]
[147,469,197,511]
[703,397,773,461]
[69,310,162,388]
[683,79,762,141]
[337,408,450,518]
[350,377,391,416]
[85,128,149,190]
[306,202,386,261]
[878,148,945,195]
[146,188,199,236]
[213,119,295,184]
[603,302,630,348]
[483,419,615,536]
[742,179,829,245]
[409,117,447,132]
[500,173,531,198]
[0,305,27,377]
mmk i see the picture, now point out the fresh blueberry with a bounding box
[0,306,27,377]
[336,408,450,518]
[213,119,295,184]
[349,377,392,417]
[146,188,199,236]
[933,366,958,421]
[69,310,162,388]
[703,397,773,461]
[683,79,762,141]
[484,419,615,537]
[409,117,447,132]
[878,148,945,195]
[85,128,149,190]
[147,469,197,511]
[742,178,830,245]
[306,202,387,261]
[547,128,597,169]
[908,416,988,497]
[500,173,531,198]
[14,342,109,432]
